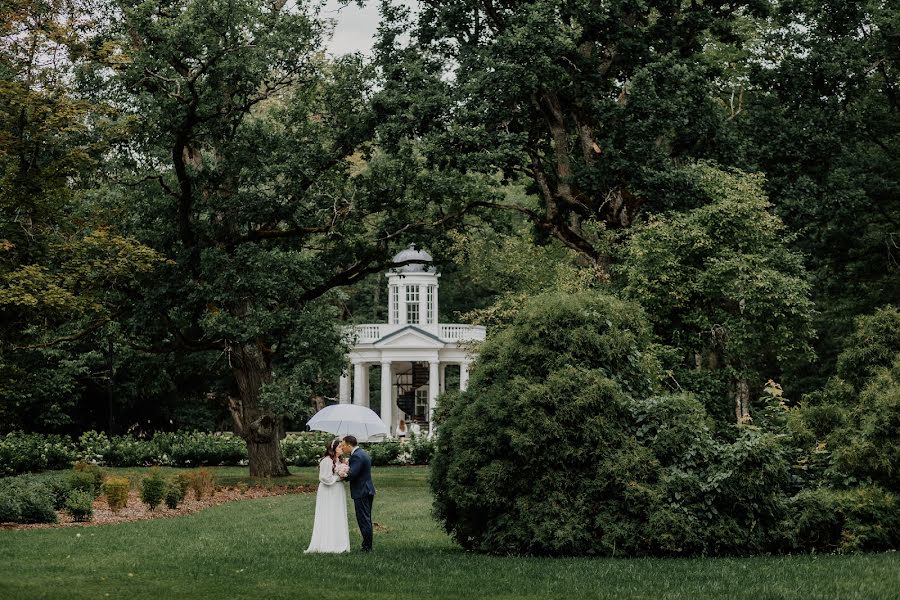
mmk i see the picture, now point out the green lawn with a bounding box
[1,466,897,600]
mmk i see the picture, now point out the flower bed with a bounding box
[1,484,314,530]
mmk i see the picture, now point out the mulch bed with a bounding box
[1,485,315,530]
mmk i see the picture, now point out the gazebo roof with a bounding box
[390,244,436,274]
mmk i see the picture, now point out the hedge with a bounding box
[1,430,435,475]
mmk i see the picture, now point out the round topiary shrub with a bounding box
[430,290,669,556]
[430,290,803,557]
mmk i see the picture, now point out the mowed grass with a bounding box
[1,466,898,600]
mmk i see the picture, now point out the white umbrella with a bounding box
[305,404,389,442]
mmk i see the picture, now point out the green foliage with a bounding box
[735,0,900,390]
[0,432,76,476]
[445,226,594,327]
[77,431,111,464]
[152,432,247,467]
[68,462,105,498]
[281,432,335,467]
[431,289,899,556]
[365,440,403,467]
[165,482,185,510]
[470,290,663,398]
[618,162,815,422]
[375,0,768,258]
[172,472,192,498]
[406,434,436,465]
[0,430,367,474]
[41,475,72,511]
[835,306,900,387]
[430,291,657,555]
[0,476,59,524]
[0,0,166,435]
[781,486,900,553]
[140,470,166,510]
[790,306,900,492]
[103,477,130,513]
[64,489,94,522]
[829,357,900,491]
[104,436,158,467]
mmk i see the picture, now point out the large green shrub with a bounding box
[430,290,803,557]
[431,291,658,556]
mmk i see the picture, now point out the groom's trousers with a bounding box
[353,494,374,551]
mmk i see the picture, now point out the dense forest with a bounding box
[1,0,897,479]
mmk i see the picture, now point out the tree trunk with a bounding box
[732,377,752,425]
[228,341,290,477]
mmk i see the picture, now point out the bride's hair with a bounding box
[321,438,341,461]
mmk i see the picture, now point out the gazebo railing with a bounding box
[347,323,485,344]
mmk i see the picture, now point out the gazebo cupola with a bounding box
[386,245,440,331]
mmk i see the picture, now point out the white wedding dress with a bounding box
[305,456,350,553]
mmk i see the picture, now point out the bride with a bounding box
[305,438,350,553]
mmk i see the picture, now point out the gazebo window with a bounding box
[415,387,428,419]
[391,285,399,324]
[426,285,435,324]
[406,285,420,323]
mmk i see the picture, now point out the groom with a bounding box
[339,435,376,552]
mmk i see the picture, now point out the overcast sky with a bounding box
[322,1,384,57]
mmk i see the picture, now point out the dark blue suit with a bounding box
[348,447,376,551]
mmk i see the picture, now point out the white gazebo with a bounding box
[338,245,486,436]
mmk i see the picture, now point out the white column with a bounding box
[439,363,447,393]
[460,361,470,391]
[361,363,370,407]
[380,361,393,433]
[353,362,366,405]
[339,370,350,404]
[428,361,440,427]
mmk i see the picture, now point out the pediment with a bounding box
[373,326,445,349]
